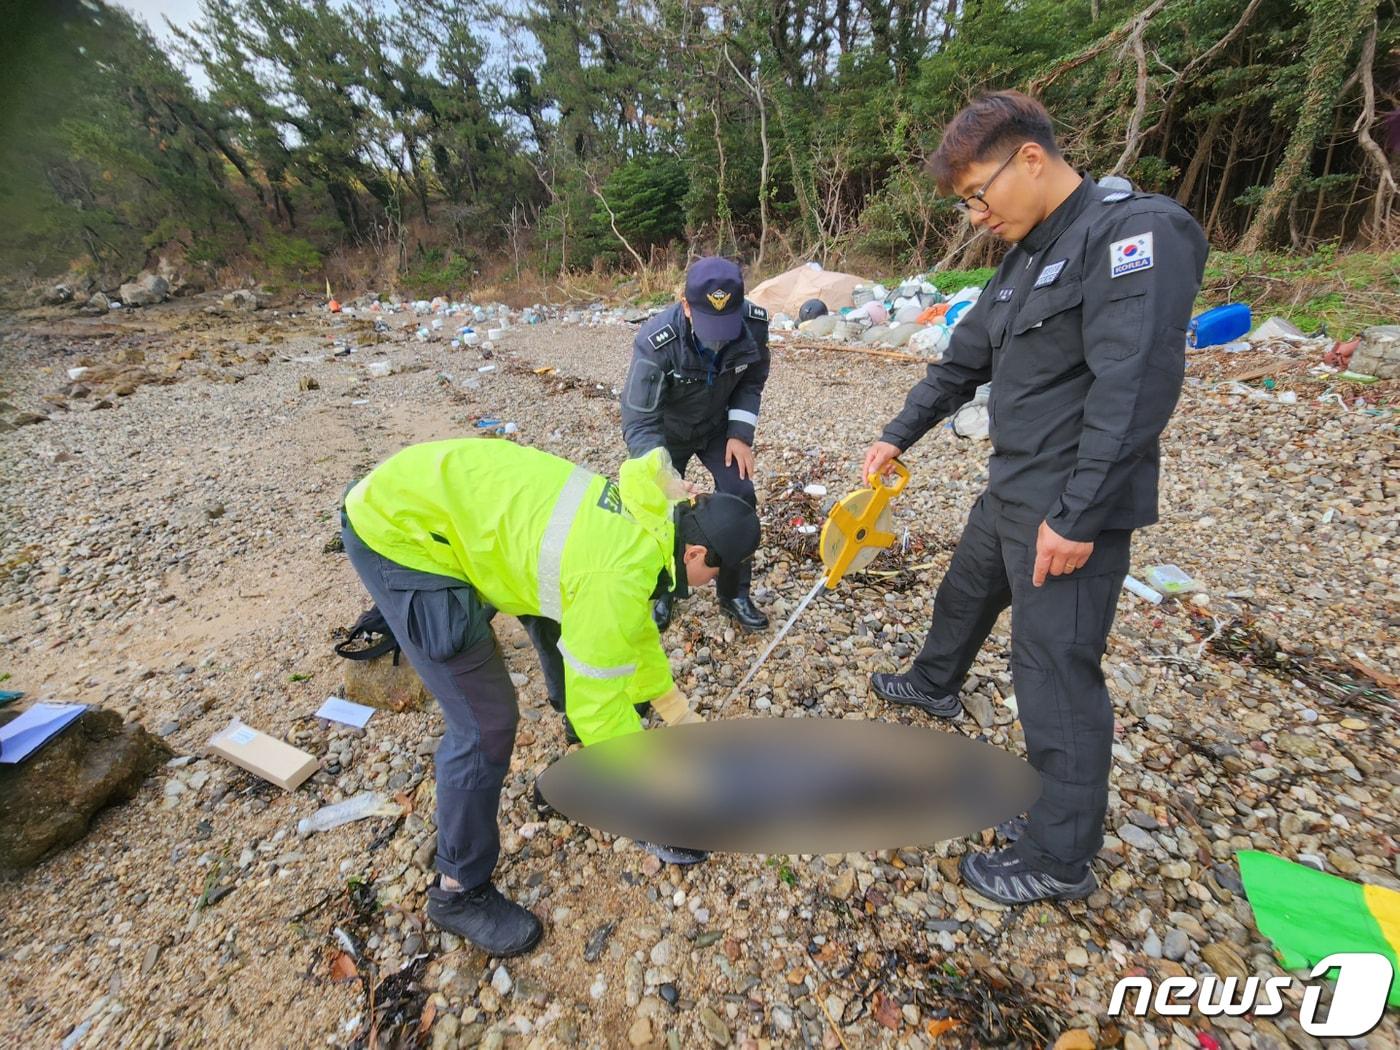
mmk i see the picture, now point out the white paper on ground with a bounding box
[315,696,375,729]
[0,702,89,764]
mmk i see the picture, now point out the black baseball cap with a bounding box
[685,493,760,568]
[684,257,745,346]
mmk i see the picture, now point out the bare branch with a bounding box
[1111,26,1150,175]
[1026,0,1170,96]
[1351,17,1398,238]
[589,177,647,272]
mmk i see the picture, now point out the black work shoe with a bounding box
[531,779,556,817]
[639,840,709,865]
[958,847,1097,906]
[652,595,674,631]
[426,880,543,956]
[718,596,769,631]
[561,715,580,745]
[870,672,962,719]
[995,814,1028,843]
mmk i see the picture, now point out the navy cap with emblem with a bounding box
[684,256,745,346]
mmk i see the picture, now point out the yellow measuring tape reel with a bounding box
[817,460,909,589]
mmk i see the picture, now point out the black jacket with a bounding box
[620,300,771,456]
[881,177,1209,540]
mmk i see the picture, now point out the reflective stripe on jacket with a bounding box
[345,439,678,743]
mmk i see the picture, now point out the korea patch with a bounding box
[995,287,1015,302]
[1109,232,1154,278]
[649,323,678,348]
[1034,260,1068,289]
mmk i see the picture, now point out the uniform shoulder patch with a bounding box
[1103,191,1132,203]
[746,302,768,322]
[648,323,678,349]
[1109,232,1154,278]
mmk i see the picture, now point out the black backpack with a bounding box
[335,605,401,664]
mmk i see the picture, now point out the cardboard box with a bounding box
[208,719,319,791]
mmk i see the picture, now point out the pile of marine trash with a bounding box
[325,292,652,352]
[749,262,977,358]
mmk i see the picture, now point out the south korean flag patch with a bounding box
[1109,232,1154,278]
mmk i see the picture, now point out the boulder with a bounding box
[118,273,170,307]
[1348,325,1400,379]
[39,283,74,306]
[0,707,171,875]
[342,655,431,712]
[223,289,261,312]
[80,291,111,316]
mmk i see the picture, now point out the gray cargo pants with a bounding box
[905,493,1131,881]
[341,517,563,888]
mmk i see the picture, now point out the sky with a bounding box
[118,0,210,90]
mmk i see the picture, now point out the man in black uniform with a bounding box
[622,256,772,632]
[861,91,1208,905]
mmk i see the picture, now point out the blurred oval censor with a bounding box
[536,718,1041,854]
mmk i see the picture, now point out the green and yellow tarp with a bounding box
[1238,850,1400,1006]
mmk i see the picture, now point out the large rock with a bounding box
[223,289,265,312]
[342,654,431,712]
[1349,325,1400,379]
[118,273,169,307]
[39,283,74,306]
[0,707,171,876]
[80,292,110,316]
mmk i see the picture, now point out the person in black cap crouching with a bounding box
[620,256,772,633]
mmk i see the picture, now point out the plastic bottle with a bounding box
[297,792,398,835]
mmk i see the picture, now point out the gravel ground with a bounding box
[0,296,1397,1050]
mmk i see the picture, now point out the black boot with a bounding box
[718,595,768,631]
[652,595,674,631]
[561,714,581,745]
[426,880,543,956]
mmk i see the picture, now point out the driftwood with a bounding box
[777,337,926,364]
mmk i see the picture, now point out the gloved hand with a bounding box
[651,686,704,726]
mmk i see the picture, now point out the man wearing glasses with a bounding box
[860,91,1207,905]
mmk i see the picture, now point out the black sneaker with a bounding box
[958,847,1097,906]
[638,841,709,865]
[426,880,543,956]
[870,672,962,719]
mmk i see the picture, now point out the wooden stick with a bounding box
[777,339,926,364]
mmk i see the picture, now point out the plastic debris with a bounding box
[297,792,401,835]
[1188,303,1251,348]
[1122,575,1164,604]
[1143,564,1200,594]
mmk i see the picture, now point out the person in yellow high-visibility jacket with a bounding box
[340,438,759,957]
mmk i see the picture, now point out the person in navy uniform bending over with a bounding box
[862,91,1208,905]
[621,257,772,632]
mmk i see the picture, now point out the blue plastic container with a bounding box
[1188,303,1251,348]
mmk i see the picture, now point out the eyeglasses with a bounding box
[953,145,1024,214]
